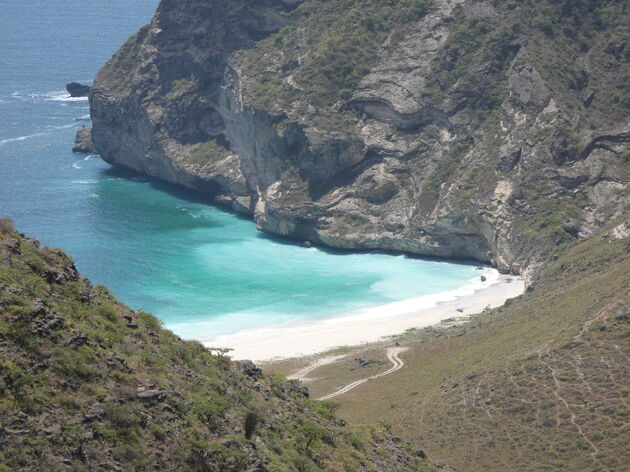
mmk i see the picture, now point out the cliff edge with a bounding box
[90,0,630,278]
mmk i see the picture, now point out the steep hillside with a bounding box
[89,0,630,277]
[268,215,630,471]
[0,219,431,472]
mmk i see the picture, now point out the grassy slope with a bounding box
[269,217,629,471]
[0,220,433,472]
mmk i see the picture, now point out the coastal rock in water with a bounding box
[72,128,97,154]
[66,82,91,97]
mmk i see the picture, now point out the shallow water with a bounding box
[0,0,485,338]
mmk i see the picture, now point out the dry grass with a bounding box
[267,217,630,471]
[0,218,15,234]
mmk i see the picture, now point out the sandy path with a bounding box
[317,347,408,401]
[287,354,348,381]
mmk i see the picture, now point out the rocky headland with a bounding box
[86,0,630,282]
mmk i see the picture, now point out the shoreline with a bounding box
[201,271,525,362]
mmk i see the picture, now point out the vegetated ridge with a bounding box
[0,219,434,471]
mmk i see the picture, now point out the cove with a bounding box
[0,0,488,342]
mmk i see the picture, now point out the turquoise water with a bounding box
[0,0,482,339]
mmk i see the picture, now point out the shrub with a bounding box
[538,19,554,36]
[400,0,431,19]
[315,401,339,420]
[245,410,260,440]
[52,346,101,380]
[0,218,15,234]
[191,393,231,429]
[137,310,162,331]
[106,403,141,429]
[188,139,231,165]
[298,422,334,453]
[96,302,119,323]
[0,360,32,401]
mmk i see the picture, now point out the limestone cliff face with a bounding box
[90,0,630,278]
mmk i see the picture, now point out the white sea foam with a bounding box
[72,162,82,169]
[71,179,97,184]
[199,270,524,361]
[179,207,201,218]
[0,121,80,146]
[0,132,48,145]
[45,123,78,130]
[10,90,88,103]
[42,90,88,102]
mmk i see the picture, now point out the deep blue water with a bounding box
[0,0,483,339]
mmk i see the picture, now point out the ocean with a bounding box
[0,0,488,340]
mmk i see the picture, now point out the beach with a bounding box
[202,270,525,362]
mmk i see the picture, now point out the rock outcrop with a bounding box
[89,0,630,278]
[66,81,91,97]
[72,127,97,154]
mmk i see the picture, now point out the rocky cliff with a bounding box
[89,0,630,278]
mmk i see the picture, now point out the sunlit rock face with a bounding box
[90,0,630,279]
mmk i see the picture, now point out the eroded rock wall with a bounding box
[90,0,630,278]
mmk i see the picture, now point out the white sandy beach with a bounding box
[201,269,525,362]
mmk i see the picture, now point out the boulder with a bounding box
[496,149,522,172]
[137,389,166,401]
[562,220,580,237]
[72,128,97,154]
[66,82,91,97]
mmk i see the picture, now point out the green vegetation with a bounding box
[418,140,472,214]
[96,26,149,95]
[187,138,232,165]
[295,0,432,104]
[240,0,434,131]
[0,222,432,471]
[522,0,630,121]
[169,77,198,96]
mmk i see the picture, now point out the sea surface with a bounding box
[0,0,486,339]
